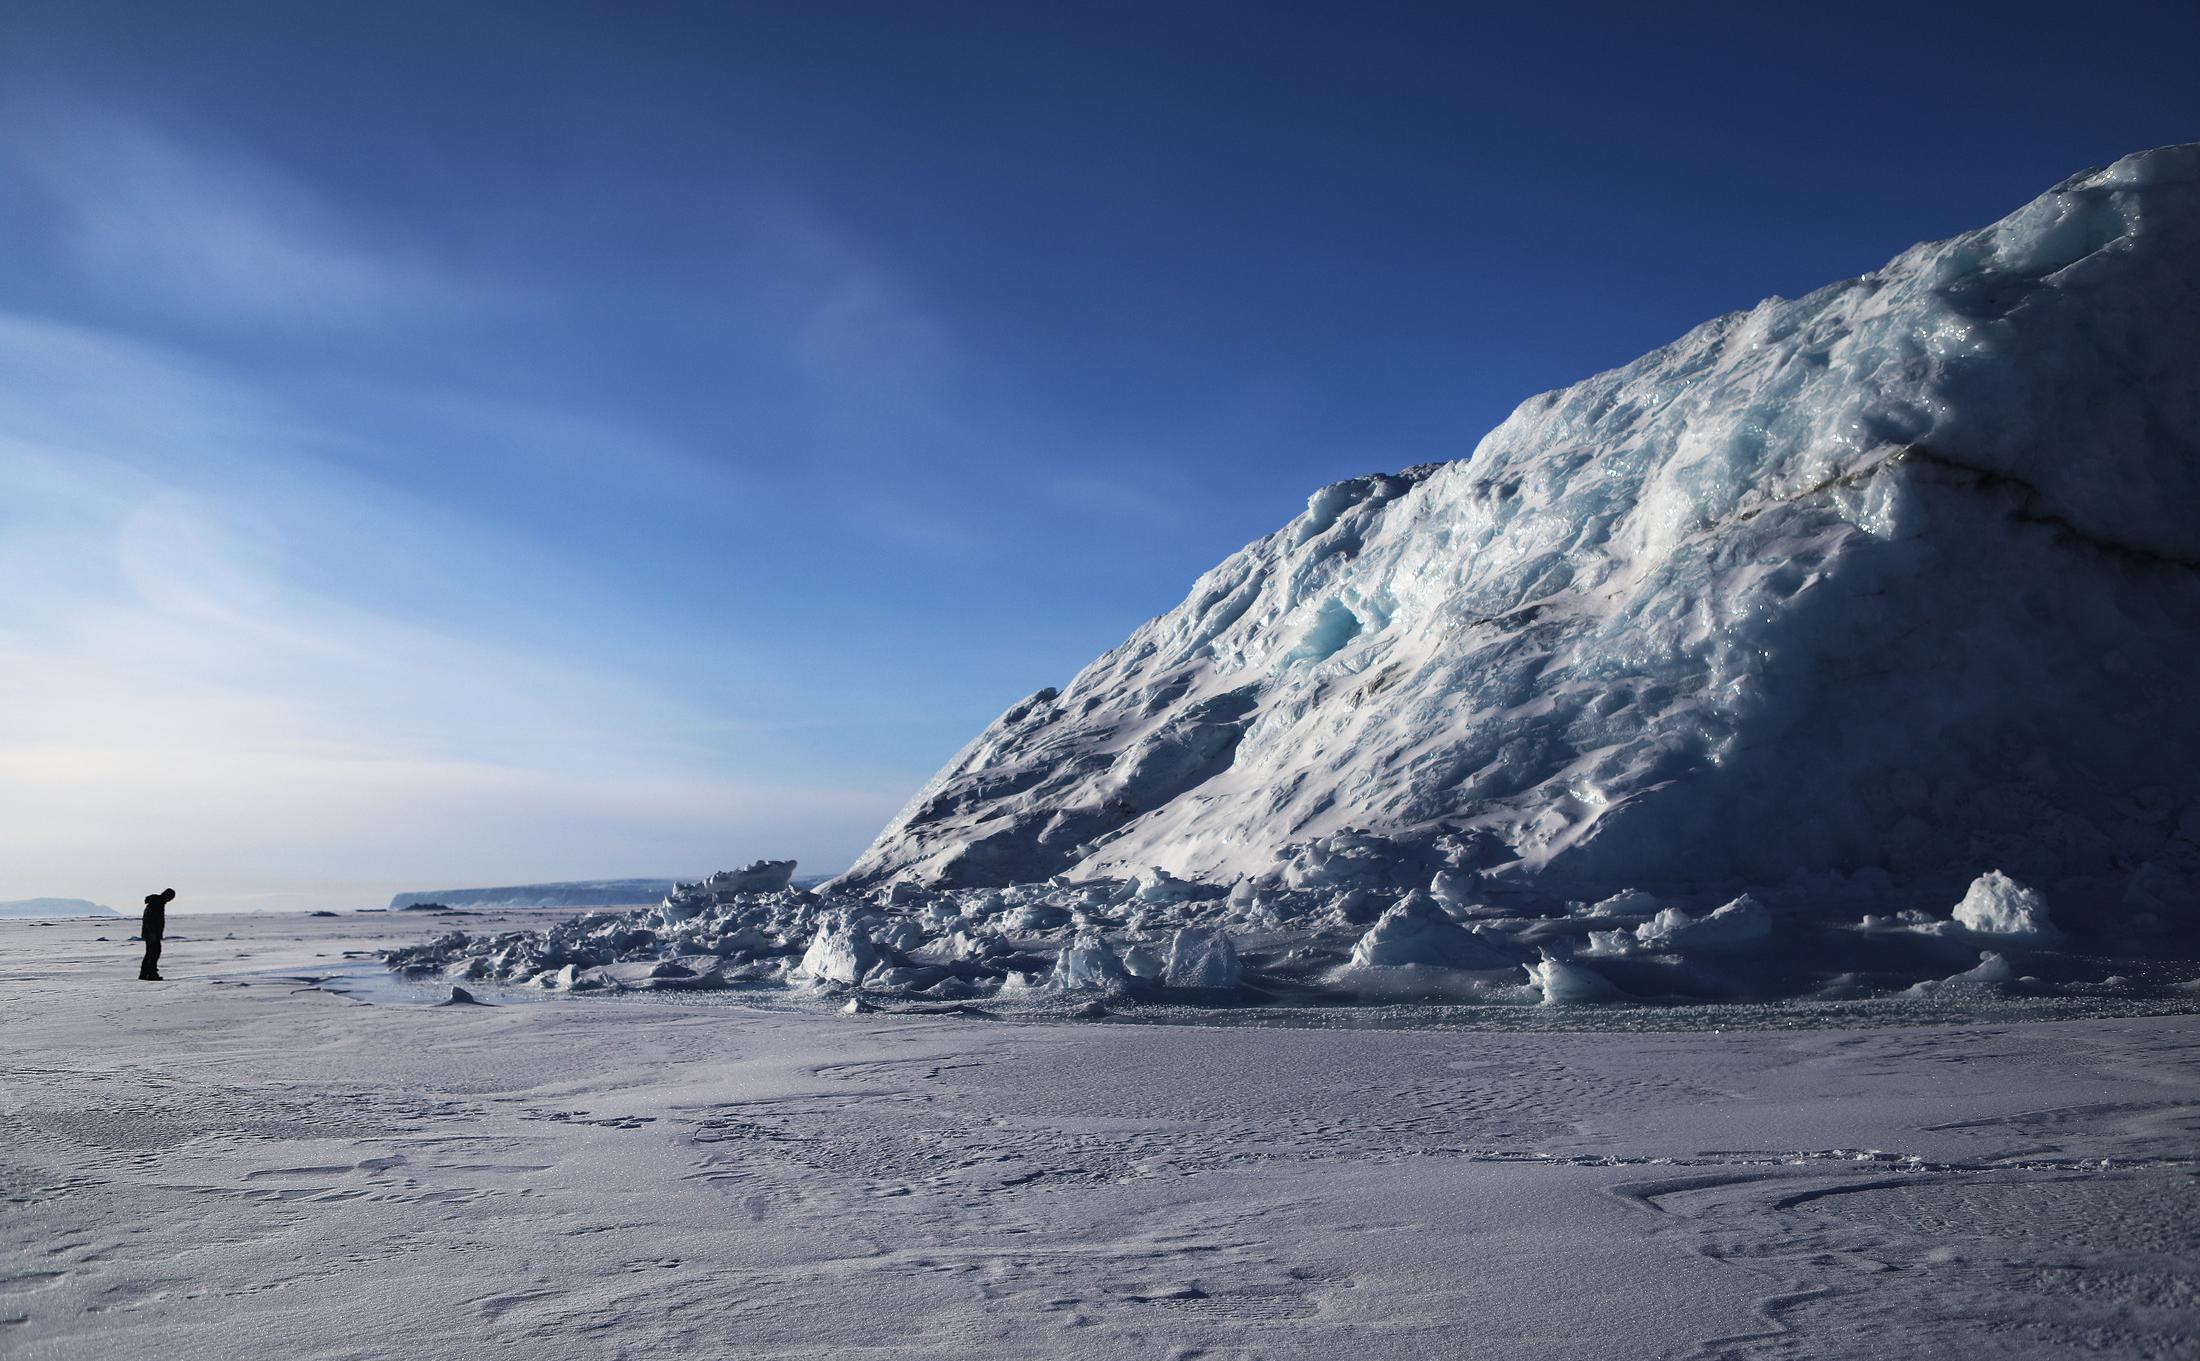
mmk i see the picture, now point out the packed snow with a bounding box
[22,910,2200,1360]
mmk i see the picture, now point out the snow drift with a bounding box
[837,144,2200,913]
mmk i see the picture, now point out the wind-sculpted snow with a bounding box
[838,144,2200,932]
[29,910,2200,1360]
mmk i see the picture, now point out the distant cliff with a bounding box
[0,898,119,918]
[389,880,681,910]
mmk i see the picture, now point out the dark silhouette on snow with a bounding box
[139,888,174,980]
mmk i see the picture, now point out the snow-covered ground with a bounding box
[7,912,2198,1358]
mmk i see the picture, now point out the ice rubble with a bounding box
[1855,869,2064,948]
[796,912,880,985]
[837,143,2200,919]
[1631,896,1773,955]
[1163,926,1241,989]
[383,850,2120,1010]
[1951,870,2062,942]
[1046,930,1132,992]
[1525,951,1620,1006]
[389,147,2200,1010]
[1345,893,1518,970]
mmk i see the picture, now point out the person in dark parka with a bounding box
[139,888,174,980]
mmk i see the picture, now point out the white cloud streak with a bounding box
[0,102,1010,909]
[0,98,487,323]
[0,313,902,911]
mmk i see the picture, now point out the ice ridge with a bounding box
[835,143,2200,913]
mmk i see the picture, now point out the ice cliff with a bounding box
[390,879,687,910]
[838,144,2200,910]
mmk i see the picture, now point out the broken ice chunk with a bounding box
[1045,929,1131,992]
[1134,866,1207,903]
[1906,949,2017,997]
[1633,895,1772,954]
[1951,871,2062,942]
[1121,944,1166,979]
[1163,926,1241,989]
[1524,950,1618,1005]
[1428,868,1480,916]
[708,860,796,897]
[1348,893,1517,970]
[1590,888,1661,917]
[798,913,881,985]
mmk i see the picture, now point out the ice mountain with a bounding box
[842,145,2200,907]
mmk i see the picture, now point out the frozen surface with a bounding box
[11,913,2200,1359]
[839,144,2200,925]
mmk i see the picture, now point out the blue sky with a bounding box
[4,1,2196,910]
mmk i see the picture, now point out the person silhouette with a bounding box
[139,888,175,981]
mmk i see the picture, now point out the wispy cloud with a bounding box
[720,200,1008,558]
[0,98,485,323]
[0,313,903,910]
[746,199,962,438]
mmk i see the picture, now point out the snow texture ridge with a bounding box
[836,144,2200,912]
